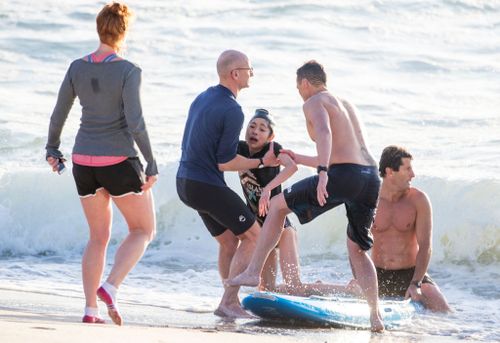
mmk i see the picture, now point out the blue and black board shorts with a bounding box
[176,178,256,237]
[283,163,380,251]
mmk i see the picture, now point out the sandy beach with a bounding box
[0,287,347,343]
[0,287,466,343]
[1,310,316,343]
[1,308,305,343]
[0,307,445,343]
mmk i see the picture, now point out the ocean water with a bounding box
[0,0,499,341]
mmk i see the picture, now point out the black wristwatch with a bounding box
[317,165,328,174]
[258,157,265,169]
[410,280,422,288]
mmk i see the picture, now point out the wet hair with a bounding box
[251,108,275,135]
[296,60,327,86]
[379,145,413,177]
[96,2,133,50]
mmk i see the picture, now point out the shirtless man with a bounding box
[371,145,451,312]
[176,50,277,318]
[228,60,385,331]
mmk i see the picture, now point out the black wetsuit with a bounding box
[237,141,293,228]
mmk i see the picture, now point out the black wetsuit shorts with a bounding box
[377,266,436,298]
[283,163,380,251]
[176,178,255,237]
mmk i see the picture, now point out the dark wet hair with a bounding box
[251,108,275,135]
[379,145,413,177]
[296,60,327,86]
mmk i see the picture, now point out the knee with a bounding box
[147,228,156,242]
[347,238,368,256]
[89,231,111,247]
[131,225,156,243]
[220,238,238,255]
[240,223,259,242]
[238,222,260,245]
[142,226,156,243]
[269,195,288,215]
[421,283,444,300]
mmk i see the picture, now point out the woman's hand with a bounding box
[141,174,158,191]
[47,156,59,172]
[259,187,271,216]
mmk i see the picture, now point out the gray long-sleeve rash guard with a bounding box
[46,59,157,176]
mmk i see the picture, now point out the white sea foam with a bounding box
[0,164,498,265]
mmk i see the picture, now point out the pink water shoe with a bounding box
[82,315,105,324]
[97,286,122,326]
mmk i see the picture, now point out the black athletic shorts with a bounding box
[283,163,380,251]
[176,178,256,237]
[377,266,436,298]
[72,157,144,198]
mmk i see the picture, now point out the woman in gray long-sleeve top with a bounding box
[45,2,157,326]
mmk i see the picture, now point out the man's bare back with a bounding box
[303,91,377,167]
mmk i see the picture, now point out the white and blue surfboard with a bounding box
[242,292,424,329]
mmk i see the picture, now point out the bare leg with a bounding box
[215,222,259,318]
[105,190,156,287]
[96,190,155,325]
[277,228,302,293]
[347,238,384,332]
[80,189,112,309]
[260,248,278,291]
[421,283,452,312]
[276,229,357,296]
[215,230,239,281]
[227,194,289,287]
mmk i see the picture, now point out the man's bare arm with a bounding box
[304,100,331,168]
[295,154,319,168]
[304,99,331,206]
[412,191,433,285]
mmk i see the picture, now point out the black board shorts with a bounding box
[72,157,144,198]
[176,178,256,237]
[283,163,380,251]
[377,266,436,298]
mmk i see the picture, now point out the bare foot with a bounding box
[214,303,254,319]
[370,311,385,332]
[225,270,260,287]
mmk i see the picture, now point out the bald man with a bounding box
[176,50,278,318]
